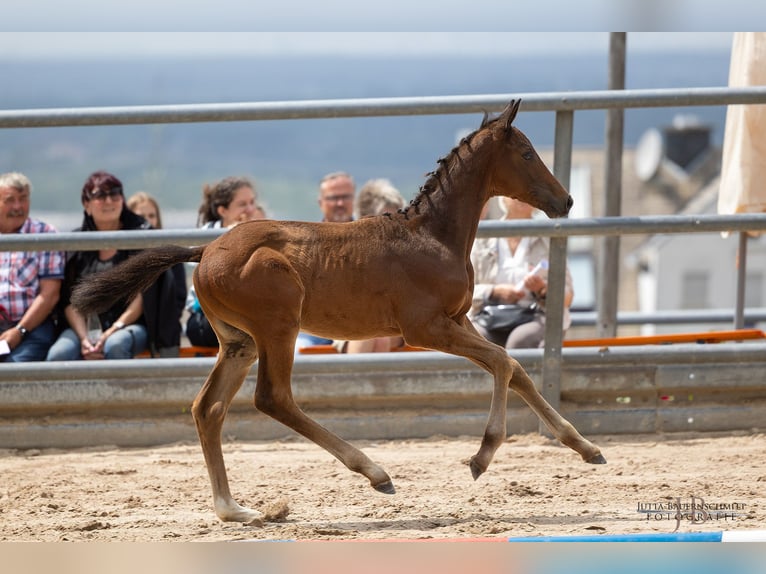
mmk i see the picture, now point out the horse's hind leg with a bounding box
[254,339,395,494]
[191,335,262,524]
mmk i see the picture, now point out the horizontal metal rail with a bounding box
[476,213,766,238]
[570,307,766,326]
[2,213,766,251]
[3,342,765,382]
[1,86,766,129]
[0,228,225,251]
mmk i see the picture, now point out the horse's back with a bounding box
[206,217,409,264]
[194,217,435,339]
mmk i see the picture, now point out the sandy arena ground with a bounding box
[1,430,764,542]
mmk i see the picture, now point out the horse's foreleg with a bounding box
[191,346,262,525]
[470,354,606,478]
[407,316,605,481]
[507,367,606,464]
[404,317,514,478]
[466,346,514,480]
[255,342,395,494]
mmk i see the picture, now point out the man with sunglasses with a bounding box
[0,172,65,362]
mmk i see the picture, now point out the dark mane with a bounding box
[400,109,506,218]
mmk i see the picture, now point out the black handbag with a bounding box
[186,310,219,347]
[474,304,539,337]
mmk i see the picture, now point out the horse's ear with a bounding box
[503,99,521,129]
[480,110,490,128]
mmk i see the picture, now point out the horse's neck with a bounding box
[417,153,491,258]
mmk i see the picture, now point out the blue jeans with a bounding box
[46,324,148,361]
[2,318,56,362]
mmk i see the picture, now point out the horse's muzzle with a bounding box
[545,194,574,219]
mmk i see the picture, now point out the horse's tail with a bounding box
[71,244,206,315]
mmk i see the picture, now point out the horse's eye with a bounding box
[522,150,534,161]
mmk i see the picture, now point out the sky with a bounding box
[0,32,736,61]
[1,0,762,34]
[1,0,755,60]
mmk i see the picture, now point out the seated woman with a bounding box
[185,176,266,348]
[470,196,574,349]
[46,171,150,360]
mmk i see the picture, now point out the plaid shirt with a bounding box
[0,218,65,323]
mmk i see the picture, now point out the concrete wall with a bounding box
[2,347,765,450]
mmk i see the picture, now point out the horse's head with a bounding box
[486,100,573,219]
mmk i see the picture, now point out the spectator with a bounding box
[318,171,355,223]
[127,191,187,357]
[294,171,356,353]
[127,191,163,229]
[46,171,149,360]
[469,196,574,349]
[185,176,265,347]
[0,172,64,362]
[354,178,406,220]
[340,178,407,353]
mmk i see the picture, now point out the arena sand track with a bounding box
[1,431,764,542]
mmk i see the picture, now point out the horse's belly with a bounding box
[299,306,399,341]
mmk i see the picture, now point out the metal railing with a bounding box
[3,211,766,250]
[3,86,766,423]
[2,86,766,128]
[570,307,766,327]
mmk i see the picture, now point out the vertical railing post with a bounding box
[735,232,748,329]
[540,109,574,422]
[597,32,627,338]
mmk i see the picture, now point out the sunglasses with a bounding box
[89,188,123,201]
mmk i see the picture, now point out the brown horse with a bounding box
[72,100,605,525]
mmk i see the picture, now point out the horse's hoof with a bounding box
[469,458,485,480]
[373,480,396,495]
[586,453,607,464]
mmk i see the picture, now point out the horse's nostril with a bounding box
[566,195,574,211]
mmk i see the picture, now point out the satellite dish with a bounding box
[635,128,664,182]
